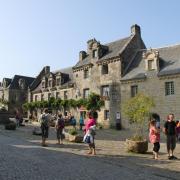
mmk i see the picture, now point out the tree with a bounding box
[123,93,155,140]
[86,93,104,111]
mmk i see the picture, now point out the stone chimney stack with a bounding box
[44,66,50,74]
[131,24,141,36]
[79,51,87,61]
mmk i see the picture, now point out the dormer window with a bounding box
[102,64,109,75]
[92,49,98,58]
[143,50,159,71]
[42,81,45,88]
[148,59,154,70]
[48,80,52,87]
[56,78,60,86]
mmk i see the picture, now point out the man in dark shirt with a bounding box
[163,114,177,160]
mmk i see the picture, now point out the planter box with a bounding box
[125,139,148,153]
[68,134,83,143]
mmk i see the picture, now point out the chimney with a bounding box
[131,24,141,36]
[44,66,50,74]
[79,51,87,61]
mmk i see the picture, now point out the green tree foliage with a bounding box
[22,93,104,113]
[86,93,104,111]
[123,93,155,138]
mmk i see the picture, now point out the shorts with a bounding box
[153,142,160,152]
[41,125,49,138]
[167,135,176,151]
[56,129,64,140]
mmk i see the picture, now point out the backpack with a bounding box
[58,118,65,129]
[41,114,49,127]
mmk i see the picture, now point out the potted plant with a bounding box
[68,129,83,143]
[123,93,155,153]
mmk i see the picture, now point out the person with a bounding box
[40,109,51,147]
[163,114,177,160]
[116,112,121,130]
[71,116,77,129]
[84,111,96,155]
[55,114,65,145]
[149,119,160,160]
[15,111,21,127]
[79,115,84,130]
[176,121,180,142]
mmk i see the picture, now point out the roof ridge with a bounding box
[148,43,180,50]
[14,74,35,79]
[104,36,131,46]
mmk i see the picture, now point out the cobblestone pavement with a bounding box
[0,124,180,180]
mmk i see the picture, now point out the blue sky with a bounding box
[0,0,180,81]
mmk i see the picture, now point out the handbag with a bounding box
[83,135,91,144]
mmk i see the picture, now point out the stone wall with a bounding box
[121,72,180,128]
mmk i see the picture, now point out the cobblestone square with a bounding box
[0,124,180,180]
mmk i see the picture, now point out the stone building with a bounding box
[121,45,180,128]
[2,24,180,128]
[29,24,146,127]
[0,75,35,114]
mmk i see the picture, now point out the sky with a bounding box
[0,0,180,81]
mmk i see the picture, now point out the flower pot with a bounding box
[125,139,148,153]
[68,134,83,143]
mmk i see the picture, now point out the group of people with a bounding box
[39,109,96,155]
[149,113,180,160]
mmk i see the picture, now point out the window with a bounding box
[148,60,154,70]
[84,69,89,79]
[64,91,68,100]
[56,78,60,86]
[48,93,51,100]
[104,110,110,120]
[101,85,110,97]
[48,80,52,87]
[76,74,78,78]
[93,49,98,58]
[41,94,44,101]
[56,92,60,99]
[42,81,45,88]
[83,88,89,99]
[102,64,109,75]
[131,85,138,97]
[35,95,38,102]
[165,82,174,96]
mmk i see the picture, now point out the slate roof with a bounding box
[9,75,35,89]
[3,78,12,87]
[121,44,180,81]
[30,67,74,91]
[53,66,74,83]
[73,36,132,68]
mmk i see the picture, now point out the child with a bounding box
[149,120,160,160]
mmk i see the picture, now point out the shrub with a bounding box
[5,122,16,130]
[69,129,78,135]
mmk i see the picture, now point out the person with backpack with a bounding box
[40,109,51,147]
[55,114,65,145]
